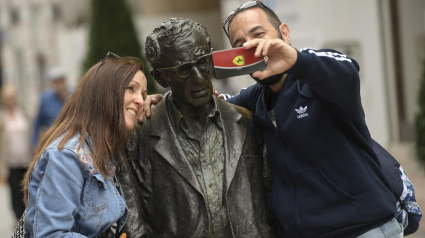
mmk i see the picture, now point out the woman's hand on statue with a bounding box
[138,94,164,123]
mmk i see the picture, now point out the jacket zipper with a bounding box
[263,83,303,237]
[276,127,304,237]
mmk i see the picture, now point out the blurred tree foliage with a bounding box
[84,0,157,93]
[416,58,425,166]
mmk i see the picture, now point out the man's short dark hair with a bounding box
[145,18,211,69]
[227,5,282,38]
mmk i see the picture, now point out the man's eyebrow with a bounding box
[248,25,265,34]
[232,25,266,47]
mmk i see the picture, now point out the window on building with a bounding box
[0,51,2,91]
[10,8,19,25]
[52,3,62,22]
[0,32,3,91]
[15,50,26,107]
[37,54,47,91]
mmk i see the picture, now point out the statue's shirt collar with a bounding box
[168,94,222,135]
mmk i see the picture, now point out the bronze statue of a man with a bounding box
[120,18,275,238]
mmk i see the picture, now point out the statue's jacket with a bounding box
[120,94,274,237]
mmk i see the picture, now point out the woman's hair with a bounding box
[22,57,144,205]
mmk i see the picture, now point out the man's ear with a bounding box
[150,70,169,88]
[279,23,291,45]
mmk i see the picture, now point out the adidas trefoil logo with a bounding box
[295,106,308,119]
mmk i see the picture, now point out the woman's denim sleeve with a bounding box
[30,148,88,238]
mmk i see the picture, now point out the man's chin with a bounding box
[250,73,284,86]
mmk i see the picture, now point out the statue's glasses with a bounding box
[153,52,212,78]
[222,1,279,39]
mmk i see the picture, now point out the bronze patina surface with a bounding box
[120,18,276,238]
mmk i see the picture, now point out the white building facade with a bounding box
[1,0,424,148]
[0,0,89,118]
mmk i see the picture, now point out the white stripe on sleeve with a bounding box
[300,48,352,62]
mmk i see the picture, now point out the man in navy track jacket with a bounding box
[219,1,400,238]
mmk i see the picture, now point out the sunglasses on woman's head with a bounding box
[98,51,122,70]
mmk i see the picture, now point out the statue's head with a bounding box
[146,18,213,110]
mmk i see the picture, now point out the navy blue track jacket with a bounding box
[225,48,396,238]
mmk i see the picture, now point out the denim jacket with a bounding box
[25,133,128,238]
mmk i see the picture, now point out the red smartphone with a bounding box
[212,47,267,79]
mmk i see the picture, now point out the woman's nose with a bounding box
[134,95,145,107]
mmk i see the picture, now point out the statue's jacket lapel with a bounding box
[149,97,204,196]
[215,98,247,193]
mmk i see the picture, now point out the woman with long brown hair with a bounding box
[22,53,147,238]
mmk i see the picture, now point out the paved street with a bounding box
[0,143,424,237]
[0,182,16,236]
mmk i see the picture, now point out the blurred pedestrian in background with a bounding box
[0,85,31,222]
[32,67,72,148]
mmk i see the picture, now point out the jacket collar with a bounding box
[168,94,222,134]
[149,93,246,195]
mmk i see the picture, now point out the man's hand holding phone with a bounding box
[242,38,298,80]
